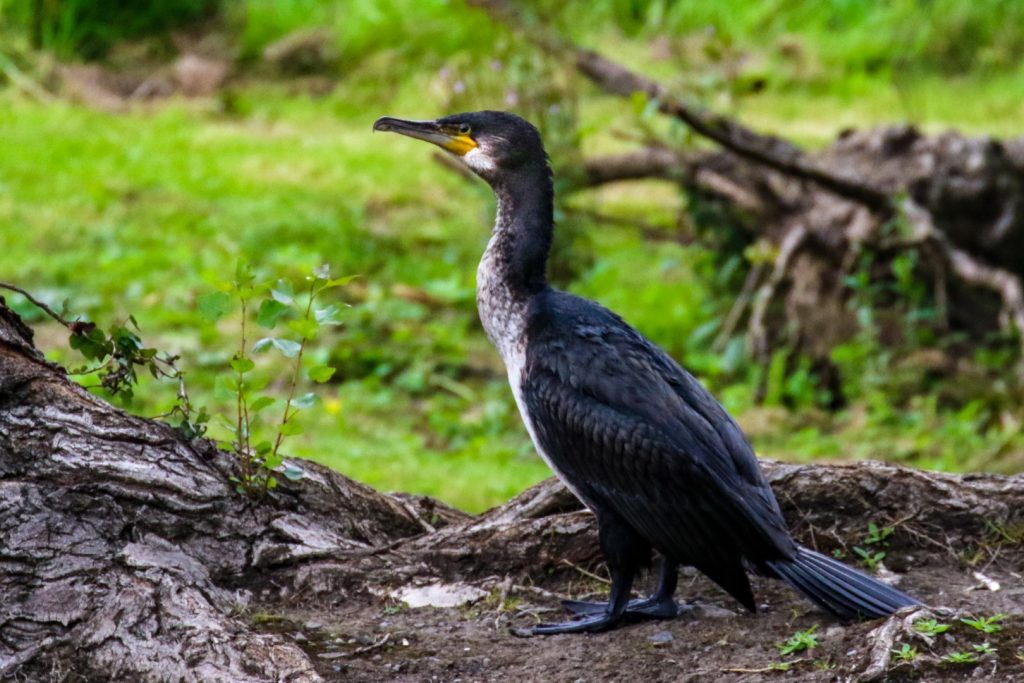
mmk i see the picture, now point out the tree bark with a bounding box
[0,299,425,681]
[1,300,1022,681]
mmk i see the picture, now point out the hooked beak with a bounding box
[372,116,477,156]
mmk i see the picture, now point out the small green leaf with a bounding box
[230,356,255,373]
[256,299,289,329]
[282,465,305,481]
[288,318,319,340]
[111,325,142,352]
[69,326,111,361]
[254,440,273,454]
[252,337,274,353]
[265,475,278,490]
[263,452,283,470]
[271,279,294,304]
[279,421,304,436]
[246,374,270,392]
[314,304,344,326]
[308,364,336,383]
[252,337,302,358]
[274,338,303,357]
[250,396,276,413]
[197,291,234,322]
[214,375,239,400]
[292,392,317,409]
[322,274,360,290]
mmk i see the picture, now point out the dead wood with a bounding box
[0,298,425,681]
[576,147,683,187]
[1,300,1022,680]
[469,0,1024,377]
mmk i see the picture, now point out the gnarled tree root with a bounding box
[1,302,1022,681]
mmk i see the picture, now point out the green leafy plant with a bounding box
[943,651,978,665]
[913,618,950,637]
[853,546,886,571]
[778,625,818,656]
[0,281,207,437]
[972,642,997,656]
[960,614,1006,634]
[852,521,893,570]
[891,643,918,662]
[864,522,894,546]
[202,262,351,497]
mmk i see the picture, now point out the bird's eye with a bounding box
[458,124,471,135]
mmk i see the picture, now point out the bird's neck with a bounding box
[485,165,554,296]
[476,163,553,356]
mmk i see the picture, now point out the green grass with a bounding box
[0,89,554,512]
[1,1,1023,511]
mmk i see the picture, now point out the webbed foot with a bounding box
[513,611,626,636]
[561,595,685,619]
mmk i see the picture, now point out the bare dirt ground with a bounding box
[259,529,1024,682]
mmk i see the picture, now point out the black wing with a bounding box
[521,292,795,605]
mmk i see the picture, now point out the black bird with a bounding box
[373,111,921,634]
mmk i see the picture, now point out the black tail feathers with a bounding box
[767,545,921,620]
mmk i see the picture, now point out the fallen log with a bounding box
[469,0,1024,381]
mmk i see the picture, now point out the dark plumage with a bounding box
[373,110,921,634]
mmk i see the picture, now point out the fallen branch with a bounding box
[577,147,683,187]
[858,605,944,682]
[560,559,610,585]
[899,199,1024,355]
[469,0,892,213]
[342,633,391,659]
[714,262,765,352]
[748,226,810,361]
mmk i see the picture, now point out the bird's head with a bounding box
[372,111,547,184]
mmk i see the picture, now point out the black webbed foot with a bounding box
[513,512,650,637]
[526,610,626,635]
[561,595,684,619]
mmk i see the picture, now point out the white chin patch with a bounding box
[463,147,496,174]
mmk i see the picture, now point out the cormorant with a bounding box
[373,111,921,634]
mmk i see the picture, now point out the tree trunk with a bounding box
[2,300,1022,681]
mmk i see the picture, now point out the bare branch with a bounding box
[748,226,810,361]
[0,281,74,327]
[468,0,893,213]
[900,200,1024,355]
[577,147,682,187]
[713,262,765,352]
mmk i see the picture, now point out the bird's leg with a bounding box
[529,514,642,635]
[623,556,682,617]
[562,556,683,619]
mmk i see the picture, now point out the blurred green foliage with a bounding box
[0,0,1022,511]
[554,0,1024,74]
[1,0,217,58]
